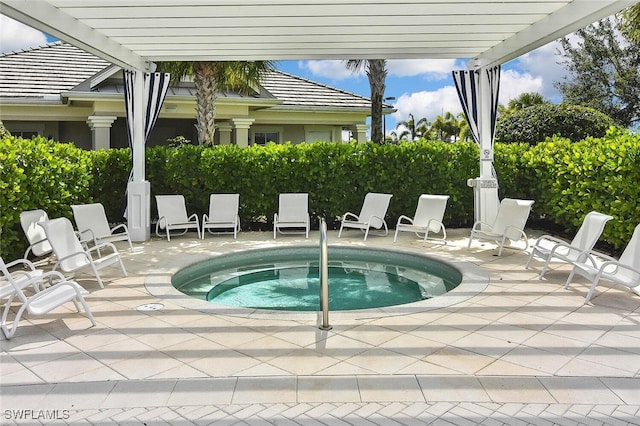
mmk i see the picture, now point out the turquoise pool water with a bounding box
[172,246,462,311]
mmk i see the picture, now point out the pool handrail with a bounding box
[319,218,331,330]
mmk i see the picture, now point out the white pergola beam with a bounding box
[476,0,638,67]
[1,0,150,71]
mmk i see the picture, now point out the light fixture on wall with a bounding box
[383,96,396,139]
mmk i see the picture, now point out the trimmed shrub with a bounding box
[496,103,617,144]
[0,137,93,259]
[2,131,638,260]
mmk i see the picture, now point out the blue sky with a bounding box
[1,14,571,134]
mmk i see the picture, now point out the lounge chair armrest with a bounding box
[598,261,640,276]
[342,212,360,221]
[77,228,96,242]
[87,242,118,256]
[5,258,37,271]
[56,251,92,266]
[30,280,87,304]
[427,218,445,232]
[547,240,582,257]
[573,249,616,266]
[503,225,527,242]
[470,220,492,232]
[109,223,129,234]
[187,213,199,221]
[532,234,566,248]
[203,213,210,222]
[396,215,414,225]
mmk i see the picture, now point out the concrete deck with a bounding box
[1,229,639,425]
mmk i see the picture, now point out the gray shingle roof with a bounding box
[260,70,371,110]
[0,42,372,110]
[0,42,110,99]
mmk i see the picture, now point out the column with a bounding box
[128,70,150,242]
[232,118,255,147]
[476,67,499,226]
[354,123,369,144]
[86,116,117,150]
[217,123,233,145]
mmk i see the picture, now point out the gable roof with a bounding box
[0,42,372,110]
[0,41,110,100]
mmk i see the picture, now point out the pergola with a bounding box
[1,0,635,241]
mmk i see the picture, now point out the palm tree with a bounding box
[498,92,548,116]
[344,59,388,144]
[158,61,275,145]
[396,113,431,141]
[431,111,461,142]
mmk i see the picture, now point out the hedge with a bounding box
[1,129,639,261]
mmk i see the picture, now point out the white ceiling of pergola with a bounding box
[1,0,636,72]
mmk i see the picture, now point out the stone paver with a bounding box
[1,229,639,424]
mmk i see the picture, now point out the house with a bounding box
[0,42,377,149]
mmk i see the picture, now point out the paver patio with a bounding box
[1,228,639,425]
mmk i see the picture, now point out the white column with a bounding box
[355,123,369,144]
[86,116,117,150]
[232,118,255,147]
[127,70,150,242]
[476,67,499,226]
[217,123,232,145]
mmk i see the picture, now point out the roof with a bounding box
[1,1,635,72]
[0,41,110,99]
[0,42,372,110]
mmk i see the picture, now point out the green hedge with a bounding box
[2,130,639,261]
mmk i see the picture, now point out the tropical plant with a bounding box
[495,103,617,144]
[158,61,275,145]
[431,111,462,142]
[555,16,640,128]
[498,92,549,116]
[621,3,640,43]
[0,119,9,138]
[344,59,388,144]
[395,113,431,141]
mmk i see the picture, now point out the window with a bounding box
[254,131,279,145]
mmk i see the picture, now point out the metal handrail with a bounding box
[319,218,331,330]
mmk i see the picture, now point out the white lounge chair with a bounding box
[467,198,535,256]
[394,194,449,243]
[38,217,128,289]
[72,202,133,249]
[20,209,52,259]
[202,193,241,239]
[564,223,640,303]
[1,256,95,339]
[273,193,310,239]
[338,193,393,241]
[525,211,614,279]
[155,195,201,240]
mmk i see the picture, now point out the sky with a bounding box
[1,14,573,134]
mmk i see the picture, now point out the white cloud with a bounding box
[390,68,547,125]
[298,60,360,80]
[300,58,462,82]
[391,86,462,123]
[514,41,568,101]
[498,69,544,104]
[0,15,47,53]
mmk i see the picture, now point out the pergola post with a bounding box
[476,66,499,226]
[127,69,151,242]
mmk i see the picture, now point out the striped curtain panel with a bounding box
[451,66,500,147]
[123,70,171,149]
